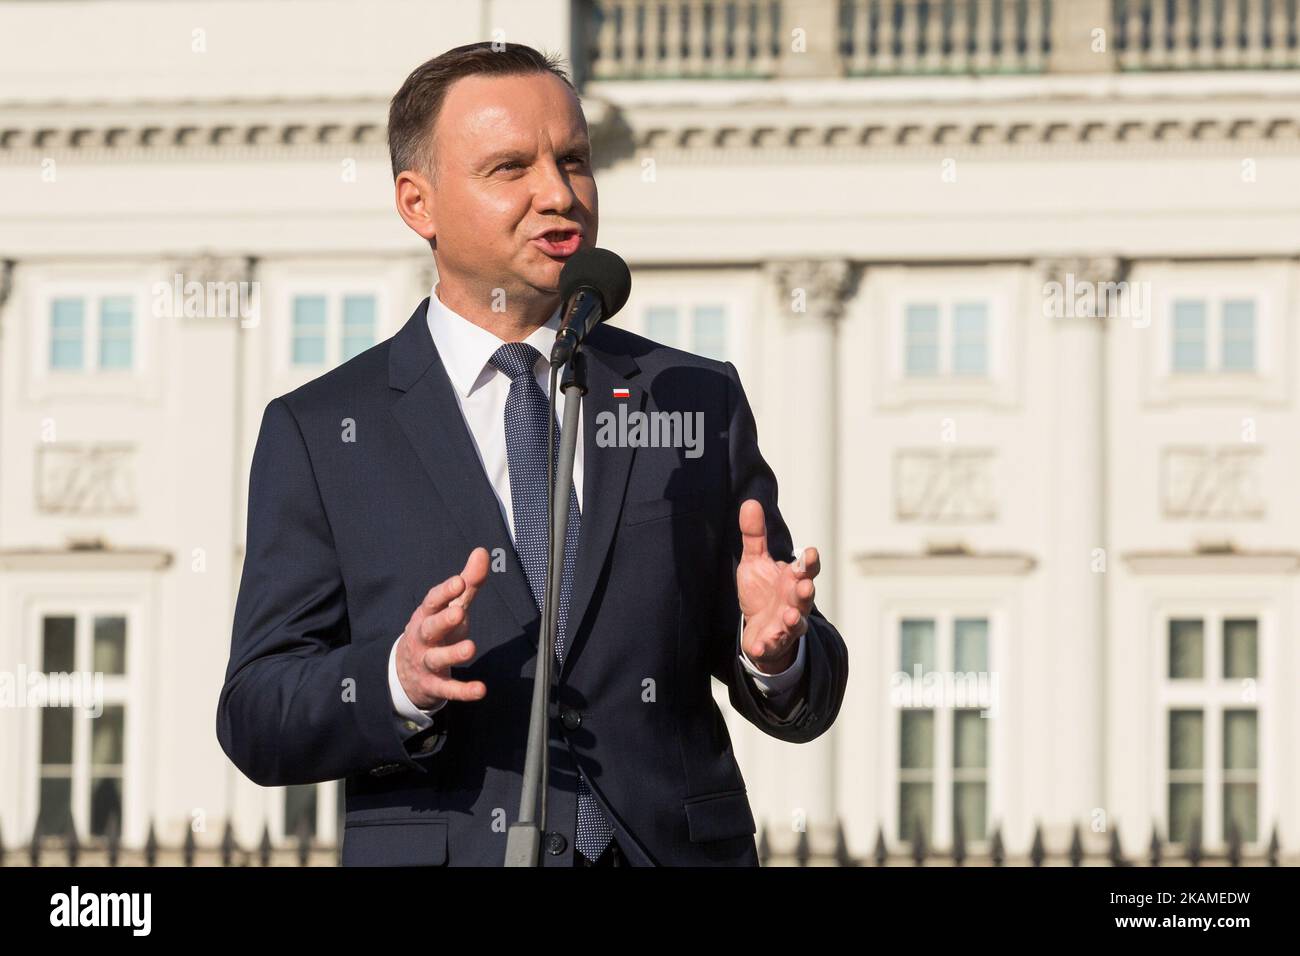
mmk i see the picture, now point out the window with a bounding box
[292,296,327,365]
[1170,298,1256,373]
[904,305,939,375]
[1164,615,1260,846]
[50,299,84,370]
[36,612,129,839]
[281,780,344,846]
[48,295,136,372]
[640,303,729,361]
[99,297,134,369]
[903,301,989,377]
[895,615,992,846]
[290,292,378,367]
[284,785,318,840]
[341,295,376,361]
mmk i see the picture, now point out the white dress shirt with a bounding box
[389,284,806,732]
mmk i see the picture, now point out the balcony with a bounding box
[582,0,1300,80]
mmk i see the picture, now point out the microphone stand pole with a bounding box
[504,345,587,866]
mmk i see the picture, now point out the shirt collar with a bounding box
[426,283,564,399]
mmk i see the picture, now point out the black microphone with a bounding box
[550,247,631,366]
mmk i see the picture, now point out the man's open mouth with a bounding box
[531,230,582,258]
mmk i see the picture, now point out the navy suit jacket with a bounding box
[216,297,849,866]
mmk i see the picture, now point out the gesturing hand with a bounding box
[736,499,820,675]
[396,547,491,710]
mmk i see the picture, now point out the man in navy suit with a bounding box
[216,42,848,866]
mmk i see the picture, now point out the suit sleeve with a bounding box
[709,361,849,743]
[216,398,445,787]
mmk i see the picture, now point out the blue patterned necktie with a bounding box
[488,342,615,862]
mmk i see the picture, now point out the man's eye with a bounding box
[564,154,589,166]
[494,161,522,173]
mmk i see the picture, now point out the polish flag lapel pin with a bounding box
[611,386,631,399]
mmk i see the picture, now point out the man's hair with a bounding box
[387,42,578,182]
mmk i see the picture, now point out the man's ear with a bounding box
[395,169,436,244]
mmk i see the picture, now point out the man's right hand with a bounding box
[396,547,491,710]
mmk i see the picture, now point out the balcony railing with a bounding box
[582,0,1300,79]
[841,0,1051,75]
[587,0,785,78]
[1115,0,1300,70]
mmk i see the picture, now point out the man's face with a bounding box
[424,72,598,303]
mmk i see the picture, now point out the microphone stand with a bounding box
[504,345,588,866]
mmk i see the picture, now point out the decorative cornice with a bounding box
[0,547,173,571]
[0,97,389,164]
[854,552,1037,576]
[1123,550,1300,574]
[622,110,1300,160]
[2,92,1298,164]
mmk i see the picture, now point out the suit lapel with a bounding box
[388,299,540,635]
[387,299,643,667]
[561,324,643,679]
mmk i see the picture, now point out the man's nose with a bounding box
[533,155,576,214]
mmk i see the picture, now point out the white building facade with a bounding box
[1,0,1298,863]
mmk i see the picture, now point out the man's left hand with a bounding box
[736,498,820,675]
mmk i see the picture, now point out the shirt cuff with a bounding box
[739,625,807,696]
[389,633,444,731]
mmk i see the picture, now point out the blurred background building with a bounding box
[0,0,1298,864]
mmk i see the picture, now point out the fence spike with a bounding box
[296,814,312,866]
[1226,819,1241,867]
[145,819,158,866]
[1108,824,1126,866]
[833,819,855,867]
[757,823,770,865]
[1148,820,1162,866]
[1267,824,1280,867]
[259,823,273,867]
[1186,815,1202,866]
[1068,822,1083,866]
[1030,822,1045,866]
[989,824,1004,866]
[873,825,888,867]
[952,812,966,866]
[910,817,927,866]
[182,824,196,866]
[221,820,237,867]
[64,815,79,867]
[795,822,811,867]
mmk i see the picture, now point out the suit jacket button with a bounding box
[545,831,568,855]
[560,707,582,731]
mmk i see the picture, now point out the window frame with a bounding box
[872,266,1022,409]
[23,598,142,844]
[27,276,158,402]
[276,779,343,846]
[274,281,387,376]
[615,269,757,393]
[1153,604,1272,851]
[882,605,1004,852]
[1137,262,1286,407]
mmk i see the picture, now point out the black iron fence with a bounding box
[2,813,1287,866]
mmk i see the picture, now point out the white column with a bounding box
[1039,256,1117,843]
[751,258,854,854]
